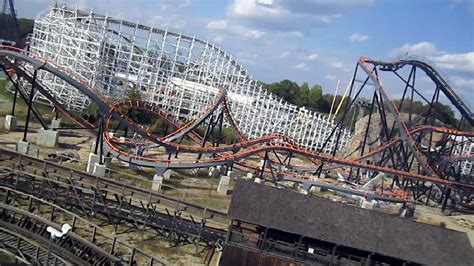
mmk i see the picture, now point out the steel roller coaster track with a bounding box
[0,46,472,211]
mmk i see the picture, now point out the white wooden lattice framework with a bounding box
[28,5,350,152]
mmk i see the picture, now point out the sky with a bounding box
[14,0,474,108]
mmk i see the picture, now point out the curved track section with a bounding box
[0,188,122,265]
[364,58,474,125]
[1,47,473,209]
[0,227,69,265]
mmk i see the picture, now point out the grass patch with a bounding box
[0,77,55,118]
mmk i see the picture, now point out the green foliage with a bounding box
[264,79,301,104]
[126,87,141,100]
[0,78,5,91]
[220,127,240,144]
[17,18,34,39]
[392,99,458,127]
[122,87,154,124]
[148,117,176,135]
[263,80,335,114]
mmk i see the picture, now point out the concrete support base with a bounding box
[209,167,220,178]
[17,140,29,154]
[93,163,106,177]
[36,129,59,147]
[309,186,321,194]
[155,168,171,180]
[254,177,262,184]
[217,175,230,195]
[87,153,110,173]
[152,174,164,192]
[163,170,171,180]
[50,118,62,129]
[87,153,100,173]
[17,140,38,157]
[4,115,17,131]
[90,142,96,153]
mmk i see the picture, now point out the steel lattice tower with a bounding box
[0,0,20,45]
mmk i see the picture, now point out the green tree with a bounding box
[296,82,310,106]
[126,87,141,100]
[308,84,323,110]
[17,18,34,39]
[123,88,153,124]
[264,79,300,104]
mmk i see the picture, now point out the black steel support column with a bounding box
[23,69,37,142]
[99,118,104,165]
[259,151,269,180]
[2,65,19,116]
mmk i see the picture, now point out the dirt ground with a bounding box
[415,205,474,246]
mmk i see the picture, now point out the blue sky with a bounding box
[16,0,474,108]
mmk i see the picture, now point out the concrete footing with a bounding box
[152,174,164,191]
[4,115,17,131]
[162,170,171,180]
[155,168,171,180]
[17,140,39,157]
[87,153,110,174]
[254,177,262,183]
[37,129,59,147]
[87,153,100,173]
[209,167,220,178]
[50,118,62,129]
[93,162,106,177]
[17,140,30,154]
[217,175,230,195]
[309,186,321,194]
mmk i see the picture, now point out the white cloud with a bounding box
[330,61,345,69]
[149,14,186,29]
[391,42,438,57]
[451,77,474,87]
[229,0,288,19]
[307,53,318,61]
[207,19,265,39]
[350,33,368,42]
[160,0,192,11]
[257,0,274,5]
[430,52,474,73]
[392,42,474,73]
[294,62,309,71]
[325,74,336,80]
[244,29,265,38]
[213,35,225,43]
[279,51,290,58]
[287,31,304,38]
[236,51,258,65]
[207,20,229,30]
[226,0,373,35]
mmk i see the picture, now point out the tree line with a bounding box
[262,79,468,130]
[263,79,339,114]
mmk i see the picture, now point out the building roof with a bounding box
[228,181,474,266]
